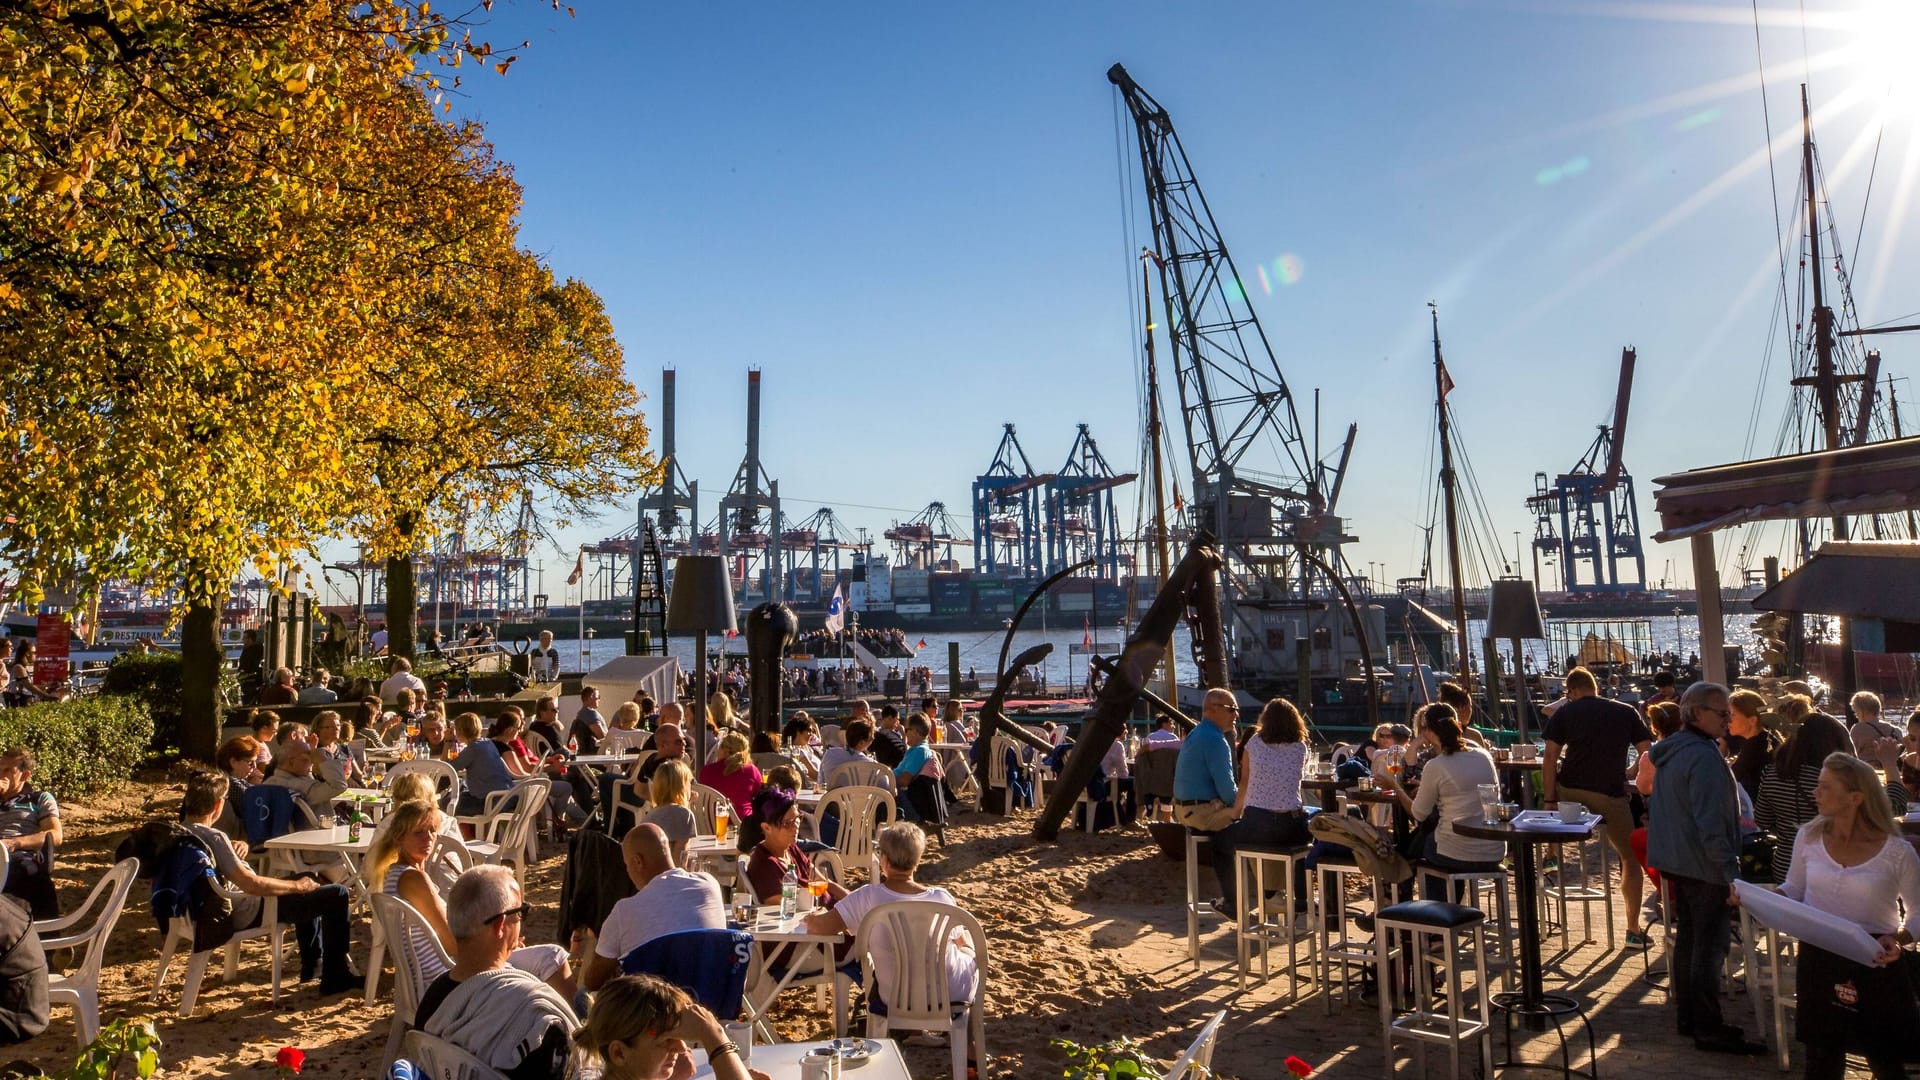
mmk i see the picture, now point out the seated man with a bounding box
[635,720,686,786]
[264,743,344,816]
[180,770,356,994]
[0,749,61,918]
[417,865,578,1080]
[578,823,725,992]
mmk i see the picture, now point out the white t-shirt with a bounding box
[832,883,978,1004]
[1782,828,1920,937]
[1409,748,1507,864]
[379,671,426,705]
[594,869,725,963]
[1101,740,1131,781]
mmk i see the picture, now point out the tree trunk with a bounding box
[386,551,416,663]
[179,598,222,762]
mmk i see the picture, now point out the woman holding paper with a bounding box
[1780,752,1920,1078]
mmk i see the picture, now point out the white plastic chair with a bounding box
[815,785,895,881]
[372,893,454,1064]
[827,761,895,793]
[853,900,988,1080]
[1165,1009,1226,1080]
[458,775,551,867]
[464,778,549,890]
[385,758,462,814]
[401,1028,509,1080]
[34,858,137,1046]
[689,783,729,834]
[152,882,286,1016]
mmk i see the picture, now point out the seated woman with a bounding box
[1778,753,1920,1079]
[1757,703,1907,883]
[213,735,263,845]
[603,702,647,754]
[891,717,946,829]
[697,732,763,825]
[571,974,755,1080]
[1385,703,1505,899]
[248,711,279,775]
[819,720,879,790]
[744,787,849,966]
[450,711,518,819]
[642,760,698,866]
[1209,698,1311,919]
[782,714,822,782]
[365,800,576,1002]
[803,822,978,1051]
[309,711,364,792]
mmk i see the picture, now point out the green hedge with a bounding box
[0,695,153,795]
[97,650,185,752]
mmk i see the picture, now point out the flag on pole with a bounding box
[566,548,585,587]
[1437,357,1456,401]
[725,628,739,639]
[1082,616,1092,650]
[824,585,847,635]
[915,638,927,651]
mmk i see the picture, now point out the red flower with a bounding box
[1285,1056,1314,1077]
[275,1047,305,1075]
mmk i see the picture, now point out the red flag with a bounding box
[724,628,738,639]
[1437,357,1456,401]
[566,549,585,587]
[1082,616,1092,649]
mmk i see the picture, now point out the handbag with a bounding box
[1397,810,1439,863]
[1739,832,1779,883]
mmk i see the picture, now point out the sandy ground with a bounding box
[5,774,1853,1078]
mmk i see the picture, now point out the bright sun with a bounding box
[1846,0,1920,121]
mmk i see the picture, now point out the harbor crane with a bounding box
[885,502,972,571]
[971,424,1052,577]
[1045,424,1135,578]
[1109,63,1362,696]
[1527,347,1648,595]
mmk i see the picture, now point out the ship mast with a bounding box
[1140,249,1178,704]
[1431,305,1474,693]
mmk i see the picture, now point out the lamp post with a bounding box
[667,556,737,769]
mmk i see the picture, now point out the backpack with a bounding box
[0,895,48,1046]
[1308,808,1413,883]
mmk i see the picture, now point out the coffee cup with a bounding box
[1558,801,1585,824]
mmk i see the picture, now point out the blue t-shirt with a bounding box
[894,743,937,784]
[453,740,516,801]
[1172,720,1236,804]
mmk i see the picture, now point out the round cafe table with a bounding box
[1493,755,1545,808]
[1453,813,1601,1077]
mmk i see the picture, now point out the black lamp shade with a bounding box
[1486,578,1547,639]
[667,556,737,633]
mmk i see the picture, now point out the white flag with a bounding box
[824,585,847,635]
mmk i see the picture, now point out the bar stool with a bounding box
[1235,845,1315,994]
[1375,900,1493,1080]
[1417,865,1514,989]
[1541,834,1615,950]
[1184,826,1217,964]
[1315,854,1398,1015]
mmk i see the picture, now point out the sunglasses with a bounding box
[486,903,532,925]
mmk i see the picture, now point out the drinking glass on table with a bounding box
[1478,783,1502,824]
[807,878,829,909]
[714,805,731,845]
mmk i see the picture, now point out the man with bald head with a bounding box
[577,823,725,991]
[1171,688,1242,833]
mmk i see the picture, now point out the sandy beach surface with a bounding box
[8,771,1821,1077]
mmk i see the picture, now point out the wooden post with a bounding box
[1482,638,1503,733]
[1692,534,1727,686]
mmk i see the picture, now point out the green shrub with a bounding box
[97,650,184,752]
[0,695,153,795]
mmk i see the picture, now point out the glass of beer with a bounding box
[714,806,731,845]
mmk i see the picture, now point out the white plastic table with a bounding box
[693,1035,909,1078]
[261,826,375,902]
[741,904,850,1039]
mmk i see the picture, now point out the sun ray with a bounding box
[1859,127,1920,319]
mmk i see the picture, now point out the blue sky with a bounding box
[353,0,1920,602]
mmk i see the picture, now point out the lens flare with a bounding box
[1535,156,1592,186]
[1673,107,1722,132]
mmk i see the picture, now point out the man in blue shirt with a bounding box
[1171,689,1240,833]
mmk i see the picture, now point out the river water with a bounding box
[542,612,1758,689]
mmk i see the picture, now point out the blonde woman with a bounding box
[365,801,575,1000]
[697,731,762,822]
[642,759,697,866]
[605,702,646,754]
[1780,753,1920,1078]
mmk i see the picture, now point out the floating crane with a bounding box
[1527,348,1647,595]
[971,424,1052,577]
[1109,63,1364,696]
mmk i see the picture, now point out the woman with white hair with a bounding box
[1779,752,1920,1079]
[803,821,978,1011]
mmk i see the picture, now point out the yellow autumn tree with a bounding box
[0,2,547,757]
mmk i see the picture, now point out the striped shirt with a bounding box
[1754,761,1908,883]
[384,863,450,983]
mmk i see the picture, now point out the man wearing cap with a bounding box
[577,823,723,991]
